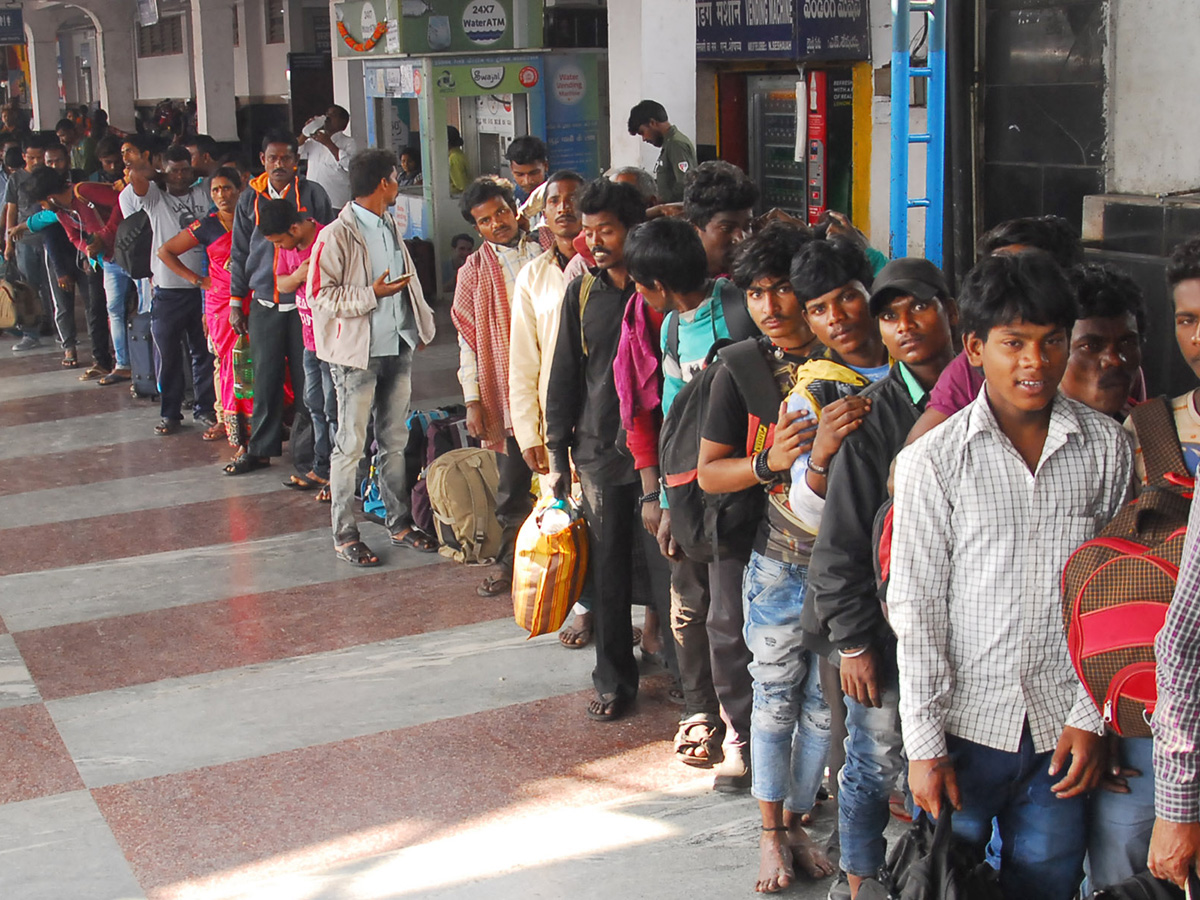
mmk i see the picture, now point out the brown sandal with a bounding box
[202,421,227,442]
[673,714,725,768]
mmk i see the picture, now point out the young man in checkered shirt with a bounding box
[889,250,1133,900]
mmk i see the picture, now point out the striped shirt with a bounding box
[1153,496,1200,822]
[891,388,1132,760]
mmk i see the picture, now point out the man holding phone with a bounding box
[308,149,437,566]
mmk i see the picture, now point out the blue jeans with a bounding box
[329,350,413,545]
[945,726,1087,900]
[303,349,337,480]
[1085,736,1155,891]
[839,648,907,878]
[742,551,831,810]
[101,259,132,367]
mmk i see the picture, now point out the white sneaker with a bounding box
[11,335,39,351]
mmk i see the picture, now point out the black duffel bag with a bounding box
[861,808,1002,900]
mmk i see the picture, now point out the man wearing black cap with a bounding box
[801,257,958,900]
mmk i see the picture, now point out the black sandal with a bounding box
[223,455,270,475]
[390,528,437,552]
[586,692,629,722]
[335,541,381,567]
[154,418,181,435]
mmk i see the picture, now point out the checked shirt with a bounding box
[1153,496,1200,822]
[890,388,1132,760]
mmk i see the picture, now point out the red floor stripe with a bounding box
[0,488,328,575]
[0,703,85,804]
[92,681,695,893]
[18,563,511,701]
[0,383,151,427]
[0,436,235,497]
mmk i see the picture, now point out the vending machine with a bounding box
[747,73,807,219]
[806,70,828,223]
[747,70,855,225]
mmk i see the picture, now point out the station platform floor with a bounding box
[0,308,846,900]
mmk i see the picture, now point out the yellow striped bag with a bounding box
[512,497,590,638]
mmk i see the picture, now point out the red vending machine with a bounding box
[806,70,828,225]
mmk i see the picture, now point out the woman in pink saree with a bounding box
[157,167,250,455]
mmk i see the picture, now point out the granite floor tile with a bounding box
[0,406,176,460]
[0,436,234,498]
[92,683,694,893]
[0,381,139,427]
[0,367,102,401]
[0,523,445,632]
[0,791,146,900]
[0,703,84,803]
[0,458,292,529]
[0,488,328,576]
[48,617,606,788]
[19,562,507,701]
[0,633,40,708]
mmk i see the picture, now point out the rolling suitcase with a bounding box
[128,311,159,400]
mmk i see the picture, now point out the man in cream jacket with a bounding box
[308,149,436,567]
[508,170,594,644]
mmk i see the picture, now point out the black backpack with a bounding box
[659,338,781,564]
[112,209,153,279]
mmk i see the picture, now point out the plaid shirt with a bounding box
[451,229,549,449]
[1153,496,1200,822]
[891,389,1132,759]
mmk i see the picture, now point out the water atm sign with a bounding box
[462,2,506,45]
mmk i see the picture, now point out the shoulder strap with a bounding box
[719,340,783,423]
[666,312,680,365]
[718,281,758,342]
[1130,396,1187,483]
[578,272,597,356]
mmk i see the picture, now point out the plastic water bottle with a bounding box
[538,499,572,535]
[232,335,254,400]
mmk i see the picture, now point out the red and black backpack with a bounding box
[1061,398,1194,737]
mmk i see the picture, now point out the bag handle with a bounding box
[1134,485,1193,535]
[929,803,954,849]
[1131,397,1188,485]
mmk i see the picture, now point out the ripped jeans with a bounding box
[742,550,831,810]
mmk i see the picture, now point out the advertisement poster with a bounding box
[544,54,602,179]
[0,9,22,45]
[430,57,541,97]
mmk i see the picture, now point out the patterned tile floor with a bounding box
[0,311,846,900]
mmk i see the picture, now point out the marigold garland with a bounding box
[338,20,387,52]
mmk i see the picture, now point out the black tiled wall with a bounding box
[982,0,1106,230]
